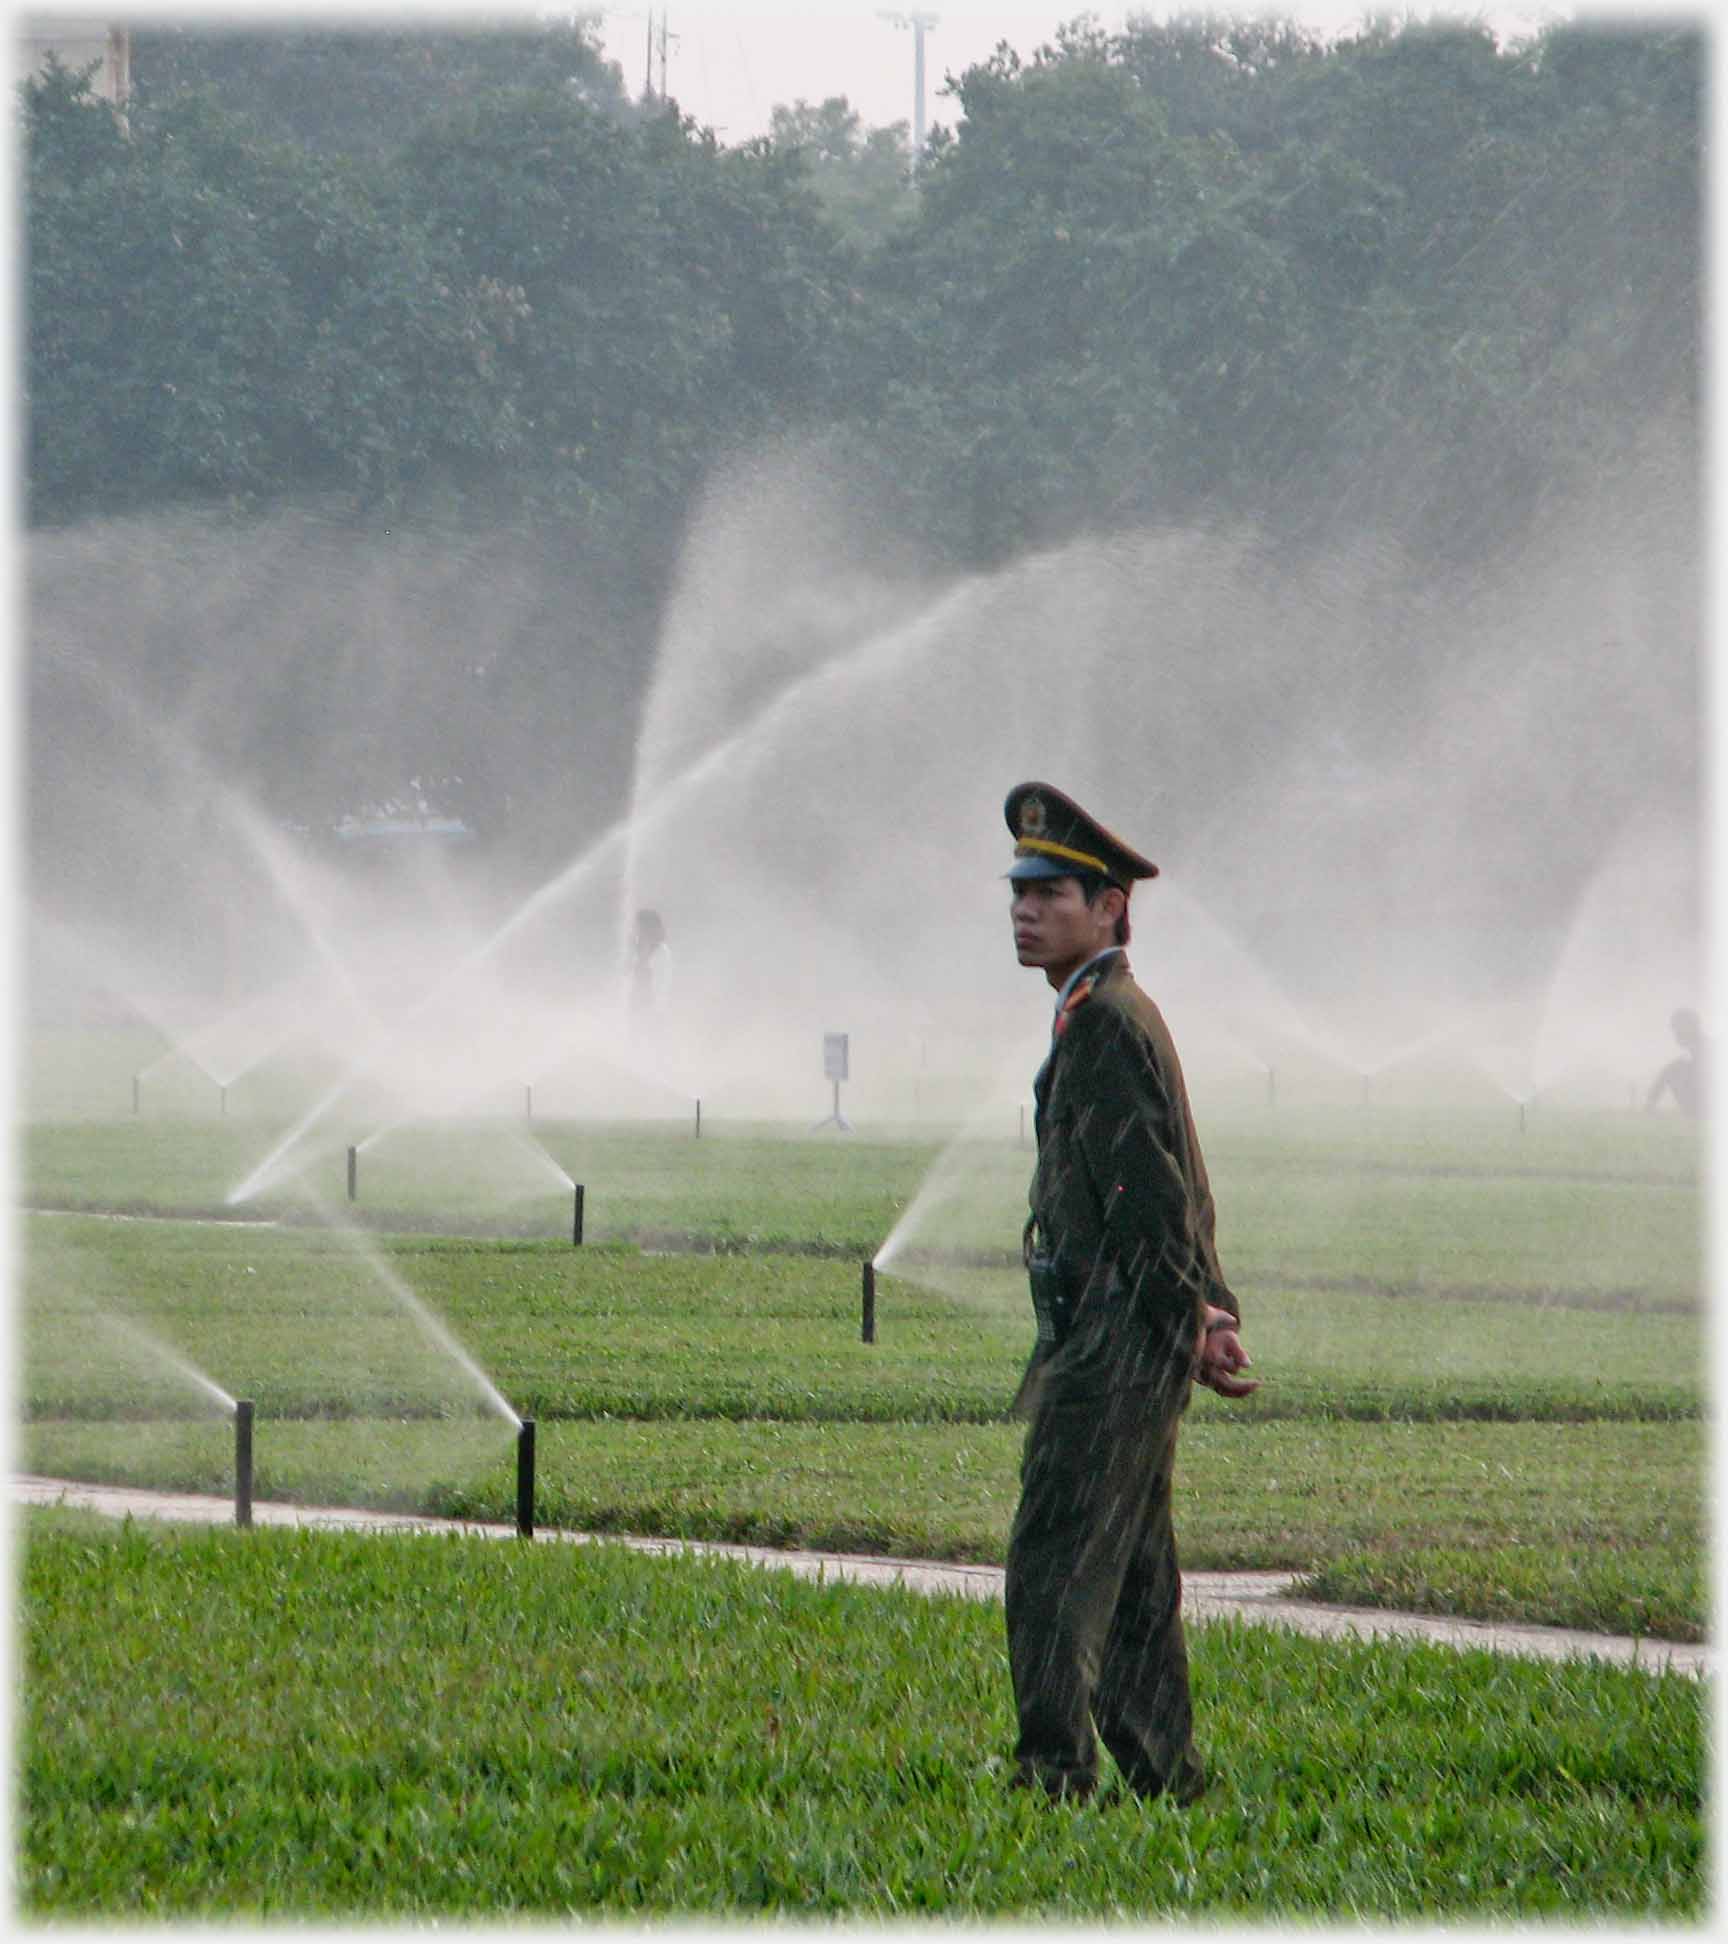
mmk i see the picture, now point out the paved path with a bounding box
[13,1475,1708,1680]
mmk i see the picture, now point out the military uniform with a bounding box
[1003,782,1238,1804]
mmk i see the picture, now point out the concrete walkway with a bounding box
[13,1474,1709,1681]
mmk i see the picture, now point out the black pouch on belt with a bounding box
[1026,1246,1080,1346]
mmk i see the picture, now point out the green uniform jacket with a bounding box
[1020,950,1237,1405]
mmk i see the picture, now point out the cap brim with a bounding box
[1007,854,1110,884]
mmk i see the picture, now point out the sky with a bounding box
[590,0,1590,145]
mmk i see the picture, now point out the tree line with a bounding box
[22,14,1701,845]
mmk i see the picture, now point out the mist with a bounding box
[23,397,1699,1139]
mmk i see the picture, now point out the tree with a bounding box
[128,18,634,160]
[768,96,916,250]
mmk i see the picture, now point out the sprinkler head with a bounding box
[516,1419,536,1539]
[235,1399,254,1530]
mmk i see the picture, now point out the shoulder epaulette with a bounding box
[1053,969,1104,1040]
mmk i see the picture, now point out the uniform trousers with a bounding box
[1004,1367,1204,1803]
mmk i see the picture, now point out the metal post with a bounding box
[572,1183,585,1246]
[346,1145,358,1202]
[235,1400,254,1530]
[516,1419,536,1539]
[913,17,927,156]
[861,1260,876,1343]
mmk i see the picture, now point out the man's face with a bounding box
[1010,875,1120,983]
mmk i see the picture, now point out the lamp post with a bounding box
[879,10,939,168]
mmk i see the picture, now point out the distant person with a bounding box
[1646,1007,1706,1118]
[1001,781,1258,1808]
[628,909,672,1019]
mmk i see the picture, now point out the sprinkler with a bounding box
[524,1083,533,1121]
[861,1260,876,1343]
[235,1399,254,1529]
[572,1183,585,1246]
[346,1144,359,1202]
[1519,1101,1527,1135]
[695,1097,702,1139]
[132,1073,141,1116]
[516,1419,536,1539]
[1018,1104,1026,1147]
[219,1083,228,1117]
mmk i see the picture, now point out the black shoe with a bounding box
[1010,1763,1098,1804]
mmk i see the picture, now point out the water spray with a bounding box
[572,1183,586,1246]
[346,1144,358,1202]
[235,1399,254,1529]
[861,1260,876,1343]
[516,1419,536,1539]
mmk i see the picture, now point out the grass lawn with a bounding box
[20,1184,1707,1638]
[15,1105,1710,1923]
[18,1510,1706,1921]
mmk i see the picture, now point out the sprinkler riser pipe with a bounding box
[525,1084,533,1120]
[695,1097,701,1139]
[132,1075,141,1116]
[516,1419,536,1539]
[861,1260,876,1343]
[346,1145,358,1202]
[235,1399,254,1530]
[572,1183,585,1247]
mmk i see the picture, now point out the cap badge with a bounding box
[1019,796,1048,839]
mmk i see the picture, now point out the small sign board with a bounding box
[823,1033,850,1082]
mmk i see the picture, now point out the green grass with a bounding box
[21,1217,1702,1426]
[21,1413,1703,1640]
[23,1101,1704,1306]
[20,1175,1709,1640]
[18,1511,1706,1920]
[15,1101,1713,1922]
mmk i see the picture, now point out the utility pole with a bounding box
[643,10,674,103]
[879,11,940,170]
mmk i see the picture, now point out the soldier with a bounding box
[1002,780,1258,1805]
